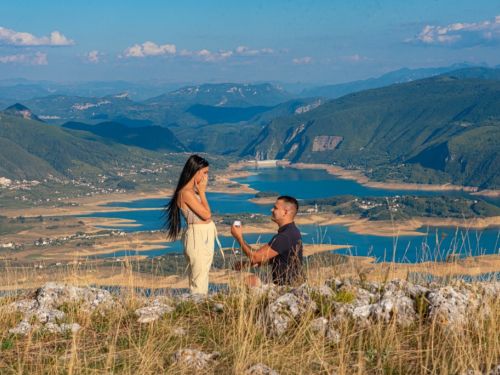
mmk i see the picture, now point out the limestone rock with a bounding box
[245,363,280,375]
[171,349,220,369]
[370,290,418,326]
[172,328,187,337]
[325,279,343,291]
[213,303,224,312]
[9,320,38,335]
[250,284,279,301]
[134,302,175,323]
[427,286,486,328]
[27,308,64,324]
[310,285,335,298]
[258,286,317,337]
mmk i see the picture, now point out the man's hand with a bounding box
[231,222,243,240]
[234,260,246,271]
[234,260,258,271]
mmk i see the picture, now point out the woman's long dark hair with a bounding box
[162,155,209,240]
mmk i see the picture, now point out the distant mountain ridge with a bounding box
[300,63,490,99]
[145,83,294,107]
[18,83,295,128]
[241,73,500,190]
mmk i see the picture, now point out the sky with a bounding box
[1,0,500,85]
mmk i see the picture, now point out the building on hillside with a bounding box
[0,177,12,187]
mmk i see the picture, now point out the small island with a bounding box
[248,190,280,204]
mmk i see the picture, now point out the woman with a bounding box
[162,155,221,295]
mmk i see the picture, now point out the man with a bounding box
[231,195,305,286]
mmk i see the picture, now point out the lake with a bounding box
[79,166,500,263]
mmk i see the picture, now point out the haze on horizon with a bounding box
[1,0,500,85]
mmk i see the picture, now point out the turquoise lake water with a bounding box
[79,166,500,263]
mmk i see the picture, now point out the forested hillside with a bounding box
[241,76,500,189]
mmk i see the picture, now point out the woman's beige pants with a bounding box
[182,221,218,295]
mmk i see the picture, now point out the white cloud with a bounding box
[406,14,500,46]
[196,49,233,62]
[0,27,74,46]
[339,55,371,63]
[0,51,48,65]
[79,50,104,64]
[292,56,313,64]
[235,46,275,56]
[122,41,176,58]
[121,42,276,62]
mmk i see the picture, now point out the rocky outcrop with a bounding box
[258,285,318,337]
[5,283,114,336]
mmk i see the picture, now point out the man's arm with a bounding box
[231,224,278,266]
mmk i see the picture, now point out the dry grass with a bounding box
[0,256,499,374]
[2,222,500,374]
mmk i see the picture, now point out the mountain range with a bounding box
[3,66,500,190]
[299,62,497,99]
[242,73,500,189]
[0,110,184,180]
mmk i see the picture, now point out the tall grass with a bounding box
[1,225,500,373]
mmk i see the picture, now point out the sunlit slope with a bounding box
[0,114,159,180]
[241,76,500,189]
[0,137,60,180]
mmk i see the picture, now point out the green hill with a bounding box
[0,137,60,180]
[61,121,188,153]
[173,98,328,154]
[302,195,500,220]
[241,76,500,190]
[185,104,276,125]
[442,67,500,80]
[0,114,171,180]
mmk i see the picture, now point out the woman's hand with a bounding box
[195,174,208,193]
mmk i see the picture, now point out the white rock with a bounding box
[213,303,224,312]
[370,290,418,326]
[27,308,64,324]
[134,304,175,323]
[171,349,220,369]
[258,286,318,337]
[245,363,279,374]
[9,320,37,335]
[427,286,487,328]
[172,328,187,337]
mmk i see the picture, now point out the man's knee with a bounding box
[245,274,262,288]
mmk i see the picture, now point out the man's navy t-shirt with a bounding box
[268,222,305,286]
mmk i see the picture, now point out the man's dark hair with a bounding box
[278,195,299,215]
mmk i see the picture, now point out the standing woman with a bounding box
[162,155,221,295]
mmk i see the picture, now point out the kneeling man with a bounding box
[231,196,305,286]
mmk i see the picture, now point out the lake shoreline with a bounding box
[288,162,500,197]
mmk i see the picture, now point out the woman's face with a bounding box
[195,166,209,183]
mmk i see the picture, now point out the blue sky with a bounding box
[1,0,499,84]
